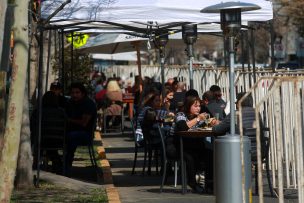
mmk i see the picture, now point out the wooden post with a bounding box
[131,41,142,79]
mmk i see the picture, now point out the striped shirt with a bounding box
[169,112,205,137]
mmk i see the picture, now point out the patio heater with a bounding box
[182,24,197,89]
[201,2,260,203]
[155,32,169,86]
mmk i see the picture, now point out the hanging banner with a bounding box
[66,32,89,48]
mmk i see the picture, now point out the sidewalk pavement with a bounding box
[101,131,215,203]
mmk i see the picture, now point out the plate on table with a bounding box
[189,127,204,131]
[164,117,174,123]
[204,127,212,131]
[189,127,213,131]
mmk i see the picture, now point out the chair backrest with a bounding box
[243,126,269,162]
[41,107,67,150]
[142,109,156,144]
[130,118,137,140]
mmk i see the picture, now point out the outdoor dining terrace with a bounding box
[100,65,304,203]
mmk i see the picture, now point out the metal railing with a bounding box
[239,76,304,203]
[108,65,304,202]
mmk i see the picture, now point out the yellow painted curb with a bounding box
[95,131,102,141]
[100,159,110,167]
[95,131,121,202]
[106,187,121,203]
[97,146,106,159]
[100,159,112,184]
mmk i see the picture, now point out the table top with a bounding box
[123,97,134,102]
[175,128,216,138]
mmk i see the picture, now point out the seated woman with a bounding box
[162,87,174,112]
[137,91,162,138]
[167,94,208,193]
[136,91,163,174]
[104,79,123,128]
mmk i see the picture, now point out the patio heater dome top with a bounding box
[200,1,261,13]
[200,1,261,36]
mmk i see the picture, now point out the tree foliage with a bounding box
[52,43,93,94]
[276,0,304,37]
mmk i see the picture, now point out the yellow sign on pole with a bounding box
[66,32,89,48]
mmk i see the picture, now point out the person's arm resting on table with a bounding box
[211,116,230,135]
[175,113,206,131]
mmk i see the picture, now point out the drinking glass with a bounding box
[205,113,210,125]
[215,113,220,120]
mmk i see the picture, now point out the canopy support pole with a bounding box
[241,31,246,92]
[45,30,52,92]
[131,41,142,79]
[160,48,165,87]
[61,29,65,93]
[270,20,275,72]
[35,28,44,187]
[70,32,73,84]
[250,29,256,84]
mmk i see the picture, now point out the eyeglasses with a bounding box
[214,93,222,97]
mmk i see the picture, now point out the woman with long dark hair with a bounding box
[168,94,208,193]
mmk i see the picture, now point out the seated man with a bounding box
[65,82,97,174]
[206,92,256,193]
[211,92,256,135]
[200,90,214,116]
[207,85,226,120]
[49,81,68,109]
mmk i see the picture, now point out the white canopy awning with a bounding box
[91,52,146,61]
[41,0,273,32]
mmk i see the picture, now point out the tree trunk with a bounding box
[0,71,6,159]
[0,0,29,201]
[29,21,38,107]
[15,83,33,189]
[0,0,7,65]
[0,0,8,152]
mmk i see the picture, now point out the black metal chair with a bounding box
[157,124,180,192]
[40,107,67,175]
[141,110,161,175]
[243,126,274,196]
[77,116,99,175]
[131,112,160,175]
[131,117,144,174]
[102,104,124,133]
